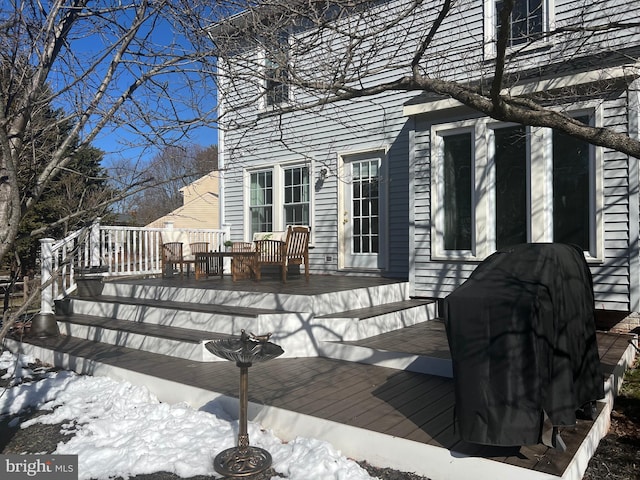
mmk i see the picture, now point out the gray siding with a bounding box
[223,91,416,278]
[218,0,640,308]
[410,92,635,310]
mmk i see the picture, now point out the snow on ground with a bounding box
[0,351,378,480]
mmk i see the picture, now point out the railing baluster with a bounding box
[41,223,230,313]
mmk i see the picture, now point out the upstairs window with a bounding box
[496,0,544,46]
[264,31,290,107]
[485,0,553,57]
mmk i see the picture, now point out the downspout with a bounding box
[628,79,640,312]
[408,116,417,298]
[217,69,227,232]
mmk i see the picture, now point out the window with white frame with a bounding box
[263,31,290,107]
[431,111,602,261]
[284,165,310,225]
[248,164,310,237]
[485,0,553,56]
[250,170,273,234]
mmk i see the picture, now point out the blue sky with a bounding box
[56,5,220,168]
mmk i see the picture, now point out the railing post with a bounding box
[90,217,102,268]
[40,238,54,315]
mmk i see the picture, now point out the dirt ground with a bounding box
[1,359,639,480]
[582,360,640,480]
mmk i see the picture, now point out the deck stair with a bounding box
[53,277,442,371]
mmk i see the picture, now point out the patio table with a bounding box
[195,251,260,281]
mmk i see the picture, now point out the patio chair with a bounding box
[190,242,209,277]
[162,242,184,278]
[190,242,209,254]
[254,225,310,283]
[231,242,256,281]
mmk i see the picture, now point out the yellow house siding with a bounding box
[146,173,220,229]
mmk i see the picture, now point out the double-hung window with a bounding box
[485,0,553,57]
[431,110,602,261]
[250,170,273,234]
[283,165,310,226]
[248,164,310,237]
[496,0,544,46]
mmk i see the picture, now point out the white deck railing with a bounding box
[40,219,230,314]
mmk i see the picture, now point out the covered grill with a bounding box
[443,243,604,447]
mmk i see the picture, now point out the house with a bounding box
[212,0,640,313]
[146,172,221,230]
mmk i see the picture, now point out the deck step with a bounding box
[319,320,453,377]
[315,298,434,320]
[311,299,437,342]
[101,277,412,315]
[56,314,233,362]
[59,293,437,360]
[64,294,286,332]
[7,330,636,480]
[69,294,281,319]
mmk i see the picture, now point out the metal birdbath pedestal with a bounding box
[205,330,284,478]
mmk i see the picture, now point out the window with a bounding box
[352,159,380,254]
[485,0,553,56]
[431,111,602,261]
[442,133,473,251]
[264,31,289,107]
[494,125,528,249]
[248,164,310,237]
[552,116,591,250]
[250,171,273,235]
[283,166,310,225]
[496,0,543,46]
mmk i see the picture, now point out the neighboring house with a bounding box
[212,1,640,312]
[146,172,221,230]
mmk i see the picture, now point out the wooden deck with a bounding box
[129,271,407,295]
[18,319,635,479]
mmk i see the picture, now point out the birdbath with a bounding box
[205,330,284,477]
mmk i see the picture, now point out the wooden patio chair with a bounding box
[162,242,184,278]
[189,242,209,254]
[231,242,256,281]
[189,242,209,277]
[254,226,310,283]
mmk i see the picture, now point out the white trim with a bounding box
[431,122,481,261]
[243,161,314,241]
[430,105,603,262]
[403,66,640,117]
[256,48,267,111]
[217,61,228,228]
[629,79,640,311]
[337,147,389,271]
[483,0,555,59]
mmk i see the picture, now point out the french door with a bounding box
[340,151,385,270]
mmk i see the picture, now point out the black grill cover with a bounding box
[443,243,604,447]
